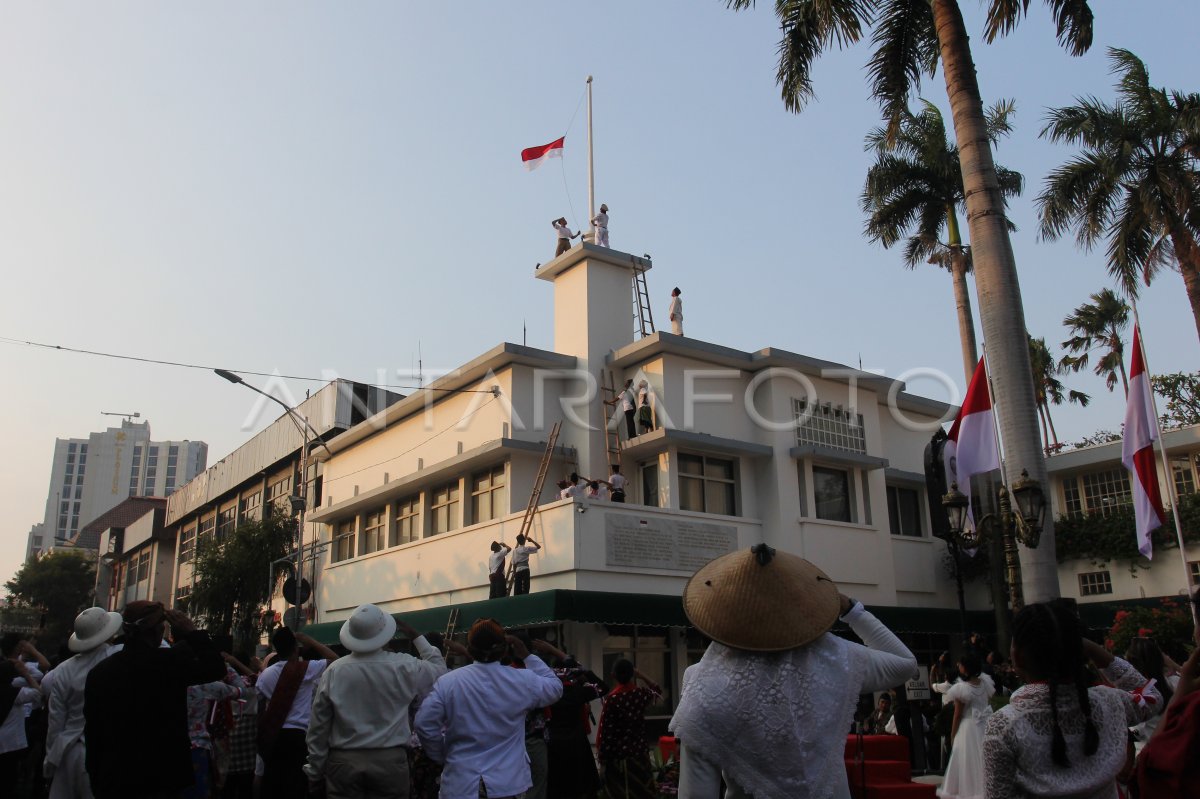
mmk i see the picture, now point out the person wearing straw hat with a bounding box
[553,218,580,256]
[669,544,918,798]
[43,607,123,798]
[591,204,610,247]
[414,619,563,799]
[303,604,446,798]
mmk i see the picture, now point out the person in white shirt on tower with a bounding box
[511,535,541,596]
[552,218,579,257]
[591,204,610,247]
[668,287,684,336]
[304,604,446,798]
[608,465,627,503]
[414,619,563,799]
[488,541,511,599]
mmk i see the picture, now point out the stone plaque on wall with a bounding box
[605,514,738,571]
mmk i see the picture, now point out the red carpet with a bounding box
[844,735,937,799]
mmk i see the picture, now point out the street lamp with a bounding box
[942,469,1046,615]
[214,369,332,630]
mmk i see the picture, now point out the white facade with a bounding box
[1047,424,1200,605]
[299,245,983,700]
[24,523,45,563]
[39,420,207,549]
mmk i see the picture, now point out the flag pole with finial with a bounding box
[586,76,595,237]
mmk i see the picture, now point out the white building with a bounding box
[40,420,207,550]
[295,244,985,715]
[1047,424,1199,616]
[23,523,45,563]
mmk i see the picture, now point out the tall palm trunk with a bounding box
[933,0,1058,604]
[1172,228,1200,342]
[1044,403,1060,450]
[947,207,979,381]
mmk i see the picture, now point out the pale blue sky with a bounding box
[2,2,1197,587]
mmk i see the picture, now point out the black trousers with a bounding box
[624,409,636,438]
[261,729,308,799]
[514,568,531,595]
[489,572,508,599]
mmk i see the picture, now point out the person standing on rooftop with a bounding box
[591,204,610,248]
[668,288,683,336]
[553,218,579,257]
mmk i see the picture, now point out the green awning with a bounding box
[299,589,981,645]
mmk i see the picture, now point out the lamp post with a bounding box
[214,369,331,630]
[942,469,1046,649]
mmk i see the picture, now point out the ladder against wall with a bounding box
[505,421,562,594]
[633,263,655,338]
[599,370,623,468]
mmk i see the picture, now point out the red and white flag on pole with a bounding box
[1121,325,1165,559]
[944,356,1001,529]
[521,136,565,171]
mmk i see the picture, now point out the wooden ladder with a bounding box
[600,370,623,466]
[443,607,460,641]
[632,263,655,338]
[506,421,562,594]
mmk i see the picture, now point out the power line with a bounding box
[0,335,496,394]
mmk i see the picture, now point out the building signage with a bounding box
[605,514,738,571]
[906,665,930,700]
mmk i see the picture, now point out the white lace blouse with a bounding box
[983,657,1159,799]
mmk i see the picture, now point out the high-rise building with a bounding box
[24,523,45,563]
[40,420,207,550]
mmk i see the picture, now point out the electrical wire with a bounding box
[321,395,500,485]
[0,335,496,394]
[559,83,588,230]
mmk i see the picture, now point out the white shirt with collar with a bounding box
[44,644,113,772]
[304,637,446,780]
[414,654,564,799]
[488,547,509,575]
[256,658,328,730]
[512,542,540,571]
[1,685,41,754]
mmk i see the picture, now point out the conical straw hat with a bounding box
[683,544,840,652]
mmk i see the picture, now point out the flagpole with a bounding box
[1131,303,1196,621]
[586,76,595,238]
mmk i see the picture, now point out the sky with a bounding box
[2,2,1197,590]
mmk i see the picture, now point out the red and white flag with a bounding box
[521,136,565,171]
[1121,325,1165,559]
[944,356,1001,529]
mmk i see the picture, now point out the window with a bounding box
[175,585,191,605]
[216,506,236,540]
[813,465,853,523]
[678,454,737,516]
[239,491,262,525]
[1171,454,1196,497]
[1189,560,1200,586]
[1078,571,1113,596]
[1062,479,1083,518]
[333,518,356,563]
[125,561,137,588]
[268,475,293,503]
[392,496,420,546]
[136,550,151,582]
[68,443,77,454]
[179,524,197,564]
[640,461,660,508]
[887,485,922,537]
[429,481,460,536]
[471,465,508,524]
[362,509,387,555]
[794,397,866,453]
[198,515,215,543]
[1080,468,1132,514]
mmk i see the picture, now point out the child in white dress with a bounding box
[938,653,994,799]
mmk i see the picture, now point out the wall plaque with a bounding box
[605,514,738,571]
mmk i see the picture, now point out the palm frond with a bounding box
[867,0,939,141]
[983,0,1029,44]
[985,98,1018,145]
[1036,151,1119,245]
[1045,0,1094,56]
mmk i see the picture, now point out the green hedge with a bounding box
[1054,491,1200,573]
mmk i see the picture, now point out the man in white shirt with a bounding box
[304,604,446,798]
[488,541,511,599]
[591,204,610,247]
[414,619,563,799]
[256,627,340,798]
[44,607,123,799]
[608,465,627,503]
[552,218,579,257]
[668,287,684,336]
[511,535,540,596]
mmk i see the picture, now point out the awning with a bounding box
[299,589,980,645]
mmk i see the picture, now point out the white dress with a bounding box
[938,674,994,799]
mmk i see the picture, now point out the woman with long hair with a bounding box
[937,653,993,799]
[1124,637,1177,746]
[984,600,1160,798]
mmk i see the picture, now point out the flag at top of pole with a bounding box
[521,136,565,171]
[944,355,1001,529]
[1121,324,1166,559]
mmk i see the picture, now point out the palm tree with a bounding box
[1038,49,1200,341]
[1059,288,1130,396]
[728,0,1096,602]
[862,99,1023,383]
[1030,335,1091,454]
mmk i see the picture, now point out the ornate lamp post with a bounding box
[942,470,1047,621]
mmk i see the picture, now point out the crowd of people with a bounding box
[4,547,1199,799]
[1,599,665,799]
